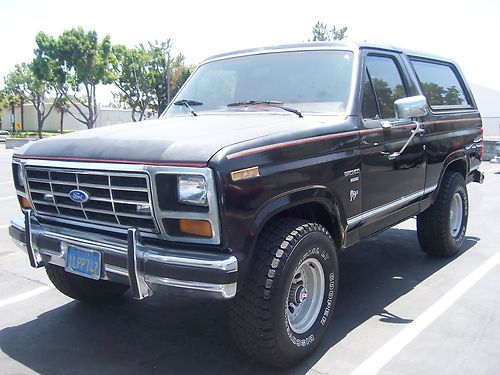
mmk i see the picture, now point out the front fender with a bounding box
[234,185,346,283]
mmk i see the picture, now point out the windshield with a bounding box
[164,50,354,116]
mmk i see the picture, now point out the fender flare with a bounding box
[431,150,469,203]
[237,185,346,280]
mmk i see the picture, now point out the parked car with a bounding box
[494,141,500,162]
[0,130,11,142]
[9,41,484,367]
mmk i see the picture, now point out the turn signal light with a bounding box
[179,219,212,238]
[20,196,31,209]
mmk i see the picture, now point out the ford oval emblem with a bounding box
[69,189,90,204]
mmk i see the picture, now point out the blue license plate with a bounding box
[65,246,101,280]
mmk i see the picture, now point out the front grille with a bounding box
[25,166,158,233]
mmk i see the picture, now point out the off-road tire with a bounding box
[417,171,468,257]
[229,218,339,367]
[46,264,129,303]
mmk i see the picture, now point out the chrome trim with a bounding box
[24,164,158,233]
[25,210,43,268]
[146,252,238,272]
[147,166,221,245]
[10,215,237,299]
[14,158,147,172]
[144,275,237,299]
[423,184,438,195]
[347,186,436,227]
[127,228,152,300]
[104,264,128,277]
[14,158,222,245]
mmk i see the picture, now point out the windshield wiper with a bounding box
[173,99,203,116]
[227,100,303,118]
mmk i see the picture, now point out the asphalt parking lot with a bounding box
[0,143,499,375]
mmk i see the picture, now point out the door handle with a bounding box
[386,121,425,160]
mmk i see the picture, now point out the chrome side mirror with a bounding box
[394,95,428,119]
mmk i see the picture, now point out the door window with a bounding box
[361,69,379,119]
[364,55,407,119]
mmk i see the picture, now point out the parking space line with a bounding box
[0,196,16,201]
[484,167,500,174]
[351,250,500,375]
[0,286,53,309]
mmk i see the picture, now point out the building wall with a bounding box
[0,102,134,132]
[470,84,500,139]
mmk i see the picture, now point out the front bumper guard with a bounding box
[11,211,238,299]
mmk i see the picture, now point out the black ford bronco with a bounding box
[10,41,484,366]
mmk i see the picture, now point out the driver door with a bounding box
[358,52,426,236]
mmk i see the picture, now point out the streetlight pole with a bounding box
[9,101,15,133]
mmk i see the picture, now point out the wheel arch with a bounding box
[431,151,469,204]
[237,186,345,282]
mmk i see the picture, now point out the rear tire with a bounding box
[229,218,339,367]
[46,264,129,303]
[417,171,468,257]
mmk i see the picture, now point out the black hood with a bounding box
[16,114,336,165]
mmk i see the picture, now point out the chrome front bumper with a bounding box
[10,211,238,299]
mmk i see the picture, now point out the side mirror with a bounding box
[394,95,428,119]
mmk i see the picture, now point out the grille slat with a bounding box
[26,167,158,233]
[27,178,149,192]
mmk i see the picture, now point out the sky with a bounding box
[0,0,499,102]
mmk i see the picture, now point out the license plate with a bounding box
[65,246,101,280]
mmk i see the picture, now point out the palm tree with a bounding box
[53,96,69,134]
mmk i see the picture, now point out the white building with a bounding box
[0,101,136,133]
[470,84,500,139]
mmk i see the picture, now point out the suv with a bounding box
[9,41,484,367]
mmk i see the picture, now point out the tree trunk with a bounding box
[60,109,64,134]
[37,110,43,139]
[87,89,94,129]
[20,97,25,131]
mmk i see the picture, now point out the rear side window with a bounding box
[411,60,470,108]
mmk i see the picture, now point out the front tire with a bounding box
[46,264,129,303]
[229,218,339,367]
[417,171,469,257]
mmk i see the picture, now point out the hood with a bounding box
[16,114,337,165]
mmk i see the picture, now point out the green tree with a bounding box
[331,25,348,41]
[311,22,330,41]
[421,82,446,106]
[33,27,116,129]
[112,44,153,121]
[2,65,27,130]
[4,63,57,138]
[444,85,463,105]
[311,22,348,41]
[113,41,192,118]
[148,40,174,116]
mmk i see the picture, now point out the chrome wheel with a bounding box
[286,257,325,334]
[450,192,463,238]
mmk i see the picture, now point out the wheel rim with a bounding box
[286,257,325,334]
[450,192,463,238]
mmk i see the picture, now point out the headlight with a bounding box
[17,165,25,188]
[177,175,208,206]
[12,163,25,191]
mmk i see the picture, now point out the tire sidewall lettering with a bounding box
[281,231,338,349]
